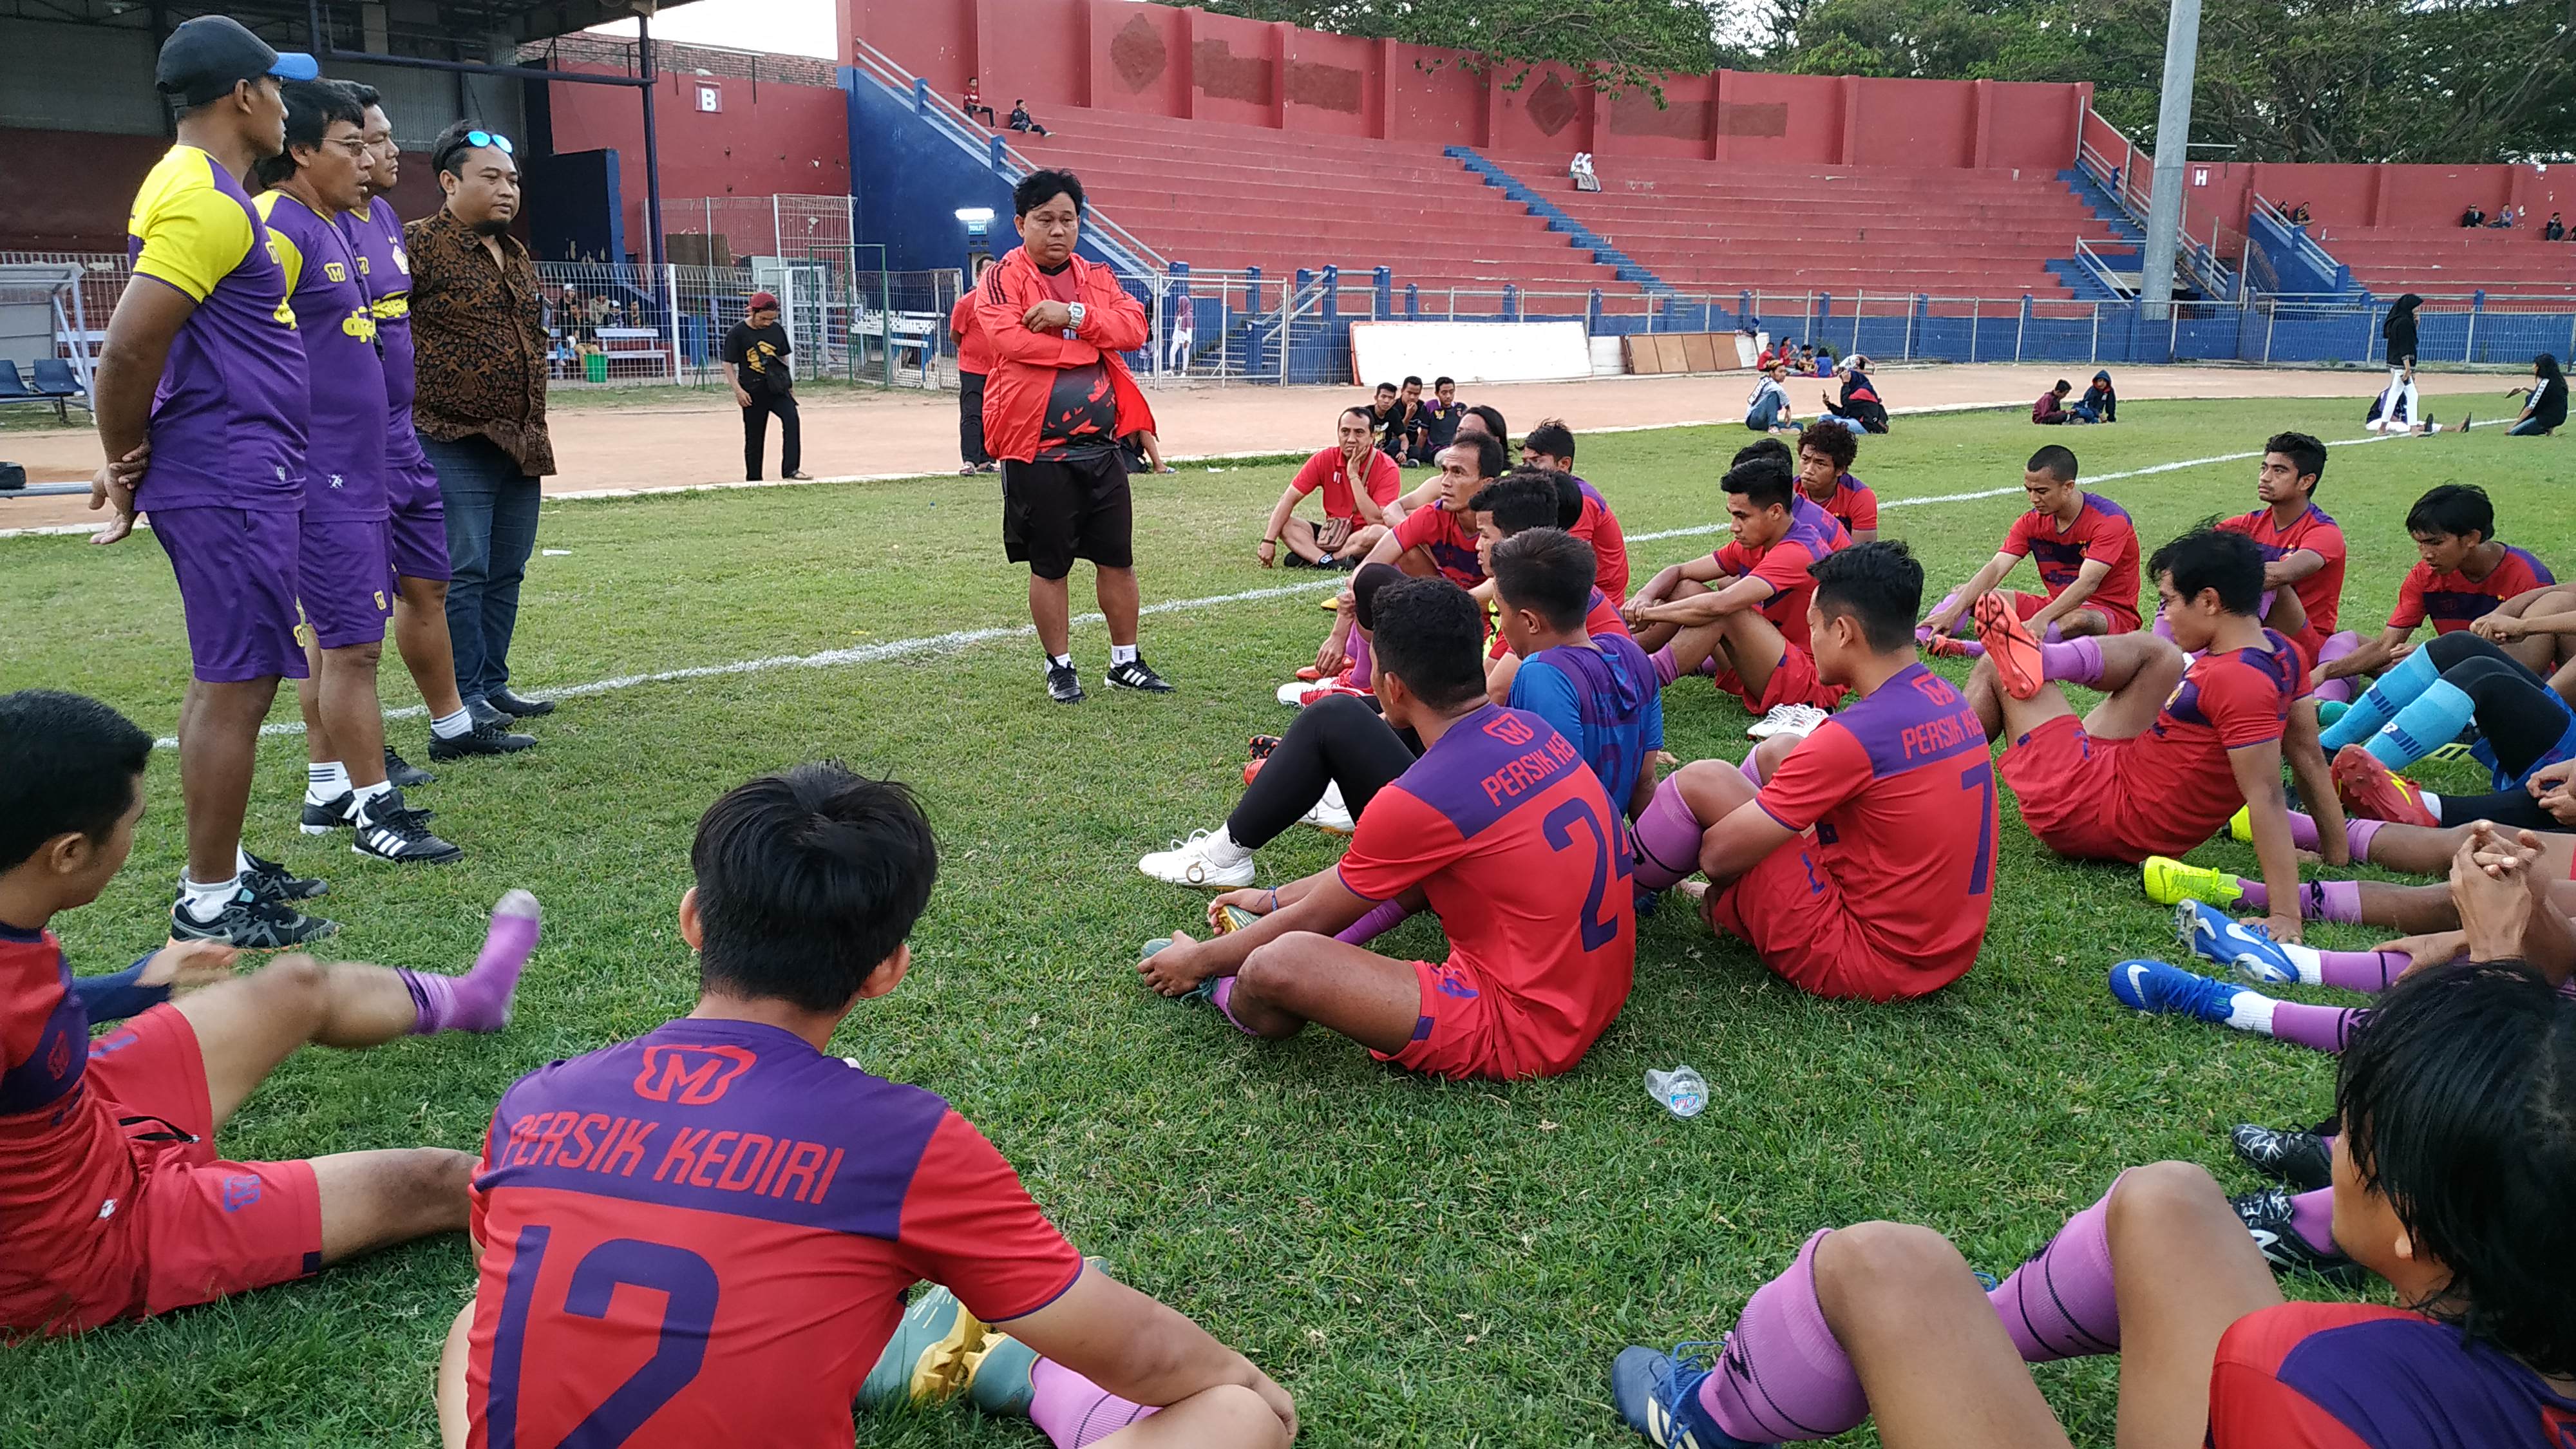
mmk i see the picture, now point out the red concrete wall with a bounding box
[546,67,851,259]
[0,128,440,253]
[846,0,2085,169]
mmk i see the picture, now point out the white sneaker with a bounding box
[1747,703,1828,740]
[1138,828,1255,888]
[1276,680,1311,706]
[1300,782,1355,834]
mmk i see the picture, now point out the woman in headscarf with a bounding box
[2378,294,2424,431]
[1819,355,1889,434]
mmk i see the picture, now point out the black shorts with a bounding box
[1003,452,1133,579]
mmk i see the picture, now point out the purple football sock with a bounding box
[1696,1229,1868,1443]
[1651,645,1682,688]
[1205,976,1256,1035]
[2313,879,2363,923]
[2038,620,2066,644]
[2312,676,2354,704]
[2037,636,2105,687]
[1632,774,1705,889]
[1989,1173,2125,1363]
[401,889,540,1035]
[1345,632,1373,689]
[1953,638,1988,658]
[2346,818,2384,861]
[2315,949,2408,992]
[2286,1188,2338,1256]
[1739,754,1766,786]
[2237,880,2271,911]
[1028,1358,1156,1449]
[1335,898,1412,945]
[2270,1001,2363,1055]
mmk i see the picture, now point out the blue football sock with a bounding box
[2320,647,2439,751]
[2370,679,2475,770]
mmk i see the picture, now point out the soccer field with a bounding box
[0,395,2552,1446]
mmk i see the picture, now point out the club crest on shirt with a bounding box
[356,256,370,275]
[391,245,410,275]
[323,261,346,283]
[1482,712,1537,747]
[632,1043,758,1105]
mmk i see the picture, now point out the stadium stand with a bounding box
[2306,223,2576,299]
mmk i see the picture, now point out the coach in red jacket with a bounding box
[974,169,1171,704]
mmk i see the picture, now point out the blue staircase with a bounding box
[2049,168,2146,302]
[2059,168,2146,245]
[1444,147,1674,295]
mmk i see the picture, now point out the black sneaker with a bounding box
[240,849,327,902]
[2230,1124,2333,1193]
[1107,658,1175,694]
[428,718,538,761]
[299,791,353,835]
[1280,551,1312,569]
[487,687,556,718]
[383,746,436,788]
[1046,661,1085,704]
[2231,1188,2367,1287]
[352,788,464,864]
[170,887,338,949]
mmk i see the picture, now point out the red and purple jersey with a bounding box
[256,193,388,524]
[2389,546,2556,634]
[1395,502,1486,588]
[1568,477,1631,600]
[1752,663,1996,987]
[2002,493,2141,622]
[2111,628,2307,855]
[1815,473,1878,536]
[2208,1302,2576,1448]
[124,144,307,514]
[1714,509,1841,648]
[335,198,433,480]
[1337,704,1636,1077]
[1290,446,1401,522]
[1486,588,1630,663]
[2220,504,2348,639]
[463,1018,1083,1449]
[1793,493,1853,553]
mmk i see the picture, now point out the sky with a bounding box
[587,0,841,59]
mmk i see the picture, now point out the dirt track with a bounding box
[1,362,2479,534]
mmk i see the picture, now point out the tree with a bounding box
[1169,0,1724,93]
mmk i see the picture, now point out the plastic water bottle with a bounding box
[1645,1065,1707,1119]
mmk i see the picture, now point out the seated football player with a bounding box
[1471,471,1633,705]
[2468,582,2576,696]
[1257,406,1403,569]
[1736,436,1853,551]
[1966,528,2342,946]
[1607,958,2576,1449]
[1624,454,1847,735]
[2305,632,2576,833]
[1519,419,1631,600]
[1315,431,1503,679]
[1137,578,1636,1082]
[0,689,538,1339]
[1918,445,2141,654]
[440,764,1293,1449]
[1488,527,1662,821]
[1794,421,1878,544]
[1626,542,1997,1001]
[2210,432,2347,687]
[2313,483,2555,694]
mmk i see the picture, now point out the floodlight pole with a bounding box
[2137,0,2203,321]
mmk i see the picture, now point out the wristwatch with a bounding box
[1065,301,1086,339]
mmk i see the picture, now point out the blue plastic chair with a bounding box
[30,357,84,397]
[0,359,66,421]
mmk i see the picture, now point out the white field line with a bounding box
[114,421,2452,748]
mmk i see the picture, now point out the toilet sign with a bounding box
[2192,166,2209,186]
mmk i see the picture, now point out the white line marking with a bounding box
[119,420,2465,748]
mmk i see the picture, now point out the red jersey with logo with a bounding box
[462,1018,1083,1449]
[1815,473,1878,536]
[2220,504,2349,638]
[1290,446,1401,522]
[1714,508,1841,649]
[0,927,144,1333]
[2208,1302,2576,1448]
[2106,628,2307,855]
[1794,493,1853,553]
[2389,545,2556,634]
[1750,664,1997,988]
[1569,477,1631,600]
[2001,493,2142,625]
[1395,502,1486,588]
[1336,704,1636,1077]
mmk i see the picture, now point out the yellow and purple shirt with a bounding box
[254,191,387,522]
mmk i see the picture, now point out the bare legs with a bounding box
[393,576,466,719]
[1030,565,1143,658]
[177,677,282,883]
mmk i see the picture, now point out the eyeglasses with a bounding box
[323,137,371,156]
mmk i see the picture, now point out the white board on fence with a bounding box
[1348,321,1592,386]
[1588,336,1625,376]
[1735,333,1761,368]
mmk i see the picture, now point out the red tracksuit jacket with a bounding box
[972,246,1155,464]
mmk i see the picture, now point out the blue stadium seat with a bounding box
[30,358,84,397]
[0,359,72,422]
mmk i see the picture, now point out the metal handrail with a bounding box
[2250,192,2344,280]
[846,37,1171,275]
[2072,238,2137,298]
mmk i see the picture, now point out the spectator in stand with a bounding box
[2289,200,2313,224]
[723,292,807,484]
[2460,204,2486,228]
[2548,213,2568,242]
[961,76,996,126]
[1569,152,1600,192]
[2490,205,2518,229]
[1007,100,1050,138]
[952,255,998,474]
[1820,355,1889,434]
[2074,369,2117,423]
[2032,379,2078,424]
[409,122,556,731]
[1746,361,1797,433]
[2508,354,2568,437]
[1756,336,1795,371]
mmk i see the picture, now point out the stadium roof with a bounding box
[0,0,708,52]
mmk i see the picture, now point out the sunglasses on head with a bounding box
[437,129,515,169]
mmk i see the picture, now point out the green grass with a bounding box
[0,399,2557,1445]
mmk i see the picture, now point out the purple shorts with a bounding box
[386,457,449,582]
[150,505,307,683]
[299,516,395,650]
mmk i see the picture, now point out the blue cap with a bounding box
[156,15,319,106]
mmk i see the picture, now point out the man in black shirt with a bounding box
[723,291,807,482]
[1417,375,1463,459]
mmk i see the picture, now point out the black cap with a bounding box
[156,15,319,108]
